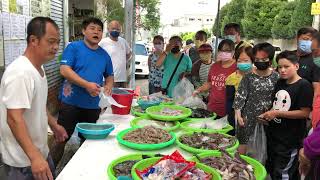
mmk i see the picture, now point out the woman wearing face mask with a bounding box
[225,45,254,136]
[156,36,192,98]
[191,44,214,102]
[148,35,165,94]
[233,43,279,156]
[194,39,237,118]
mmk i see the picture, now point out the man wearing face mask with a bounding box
[99,20,132,88]
[224,23,251,52]
[156,36,192,97]
[189,31,210,89]
[295,27,319,84]
[189,30,208,63]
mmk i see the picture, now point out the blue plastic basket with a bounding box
[137,99,160,110]
[76,123,115,139]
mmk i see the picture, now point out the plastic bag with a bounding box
[137,151,195,179]
[188,116,229,130]
[146,92,173,104]
[173,78,194,104]
[181,96,206,109]
[99,88,126,109]
[247,123,267,165]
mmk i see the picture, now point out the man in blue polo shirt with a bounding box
[51,17,114,166]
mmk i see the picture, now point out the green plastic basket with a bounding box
[185,112,217,121]
[180,119,233,134]
[116,127,176,150]
[176,132,239,154]
[191,152,267,180]
[160,101,175,105]
[107,153,155,180]
[131,157,222,180]
[130,116,180,132]
[146,105,192,121]
[131,106,146,117]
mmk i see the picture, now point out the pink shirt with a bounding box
[207,62,237,117]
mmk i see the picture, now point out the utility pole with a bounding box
[214,0,221,59]
[124,0,135,89]
[313,0,320,30]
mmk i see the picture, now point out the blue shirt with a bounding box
[60,41,113,109]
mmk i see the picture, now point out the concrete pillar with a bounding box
[63,0,69,46]
[124,0,135,89]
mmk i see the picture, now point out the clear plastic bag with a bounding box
[246,123,267,165]
[173,78,195,104]
[98,88,126,109]
[181,96,206,109]
[188,116,229,130]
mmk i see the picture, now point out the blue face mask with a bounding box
[298,40,312,54]
[225,35,236,43]
[314,57,320,68]
[110,30,120,38]
[237,62,252,71]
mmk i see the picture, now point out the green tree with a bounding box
[272,1,296,39]
[179,32,196,42]
[242,0,285,39]
[97,0,125,24]
[289,0,315,36]
[212,3,231,37]
[137,0,161,34]
[221,0,247,37]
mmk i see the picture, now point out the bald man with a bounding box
[99,20,132,87]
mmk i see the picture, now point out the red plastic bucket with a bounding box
[111,89,134,115]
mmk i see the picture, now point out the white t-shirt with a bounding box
[0,56,49,167]
[99,36,131,82]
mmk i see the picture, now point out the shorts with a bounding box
[57,102,101,141]
[2,156,55,180]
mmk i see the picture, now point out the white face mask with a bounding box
[154,44,164,51]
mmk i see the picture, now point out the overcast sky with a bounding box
[159,0,231,24]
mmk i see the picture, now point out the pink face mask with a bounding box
[217,52,233,61]
[154,44,164,52]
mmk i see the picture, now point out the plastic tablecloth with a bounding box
[56,110,191,180]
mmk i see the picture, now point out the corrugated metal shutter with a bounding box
[45,0,64,89]
[46,0,65,113]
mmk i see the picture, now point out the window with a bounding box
[134,44,148,56]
